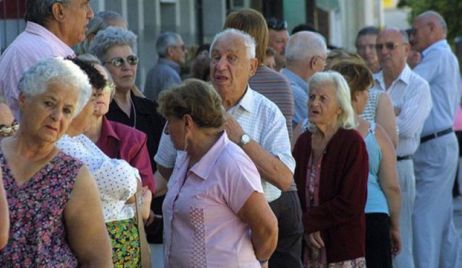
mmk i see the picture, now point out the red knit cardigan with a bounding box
[292,128,369,263]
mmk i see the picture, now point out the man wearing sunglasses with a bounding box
[267,17,289,56]
[0,0,94,120]
[409,11,462,268]
[372,28,432,268]
[144,32,186,102]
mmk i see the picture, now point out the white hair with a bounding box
[210,28,256,59]
[18,57,92,117]
[308,71,356,130]
[286,31,327,63]
[89,26,138,62]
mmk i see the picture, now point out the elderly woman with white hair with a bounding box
[292,71,369,267]
[89,26,164,179]
[0,57,112,266]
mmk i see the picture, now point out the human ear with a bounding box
[51,3,66,21]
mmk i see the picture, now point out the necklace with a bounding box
[114,94,137,128]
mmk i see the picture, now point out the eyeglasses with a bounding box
[171,44,186,51]
[0,120,19,137]
[267,18,288,30]
[375,42,402,51]
[104,55,139,67]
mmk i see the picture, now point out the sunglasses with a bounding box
[0,120,19,137]
[104,55,139,67]
[375,42,402,51]
[267,18,288,30]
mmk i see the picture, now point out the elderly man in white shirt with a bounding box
[409,11,461,268]
[156,29,302,267]
[373,28,432,268]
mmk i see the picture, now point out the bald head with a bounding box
[411,10,447,52]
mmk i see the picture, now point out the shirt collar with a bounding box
[101,116,121,142]
[25,21,75,57]
[158,58,181,74]
[281,68,308,89]
[228,85,255,114]
[374,64,412,89]
[422,39,448,58]
[189,131,228,180]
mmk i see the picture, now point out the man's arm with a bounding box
[225,116,293,191]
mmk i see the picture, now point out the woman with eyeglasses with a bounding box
[90,27,165,177]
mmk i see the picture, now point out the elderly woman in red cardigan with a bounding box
[293,71,369,268]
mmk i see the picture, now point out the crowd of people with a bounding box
[0,1,461,268]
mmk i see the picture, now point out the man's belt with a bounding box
[420,128,453,144]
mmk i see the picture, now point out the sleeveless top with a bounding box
[364,123,389,214]
[361,88,381,123]
[0,151,82,267]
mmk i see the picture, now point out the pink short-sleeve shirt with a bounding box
[163,132,263,267]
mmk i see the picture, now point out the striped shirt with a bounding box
[373,64,432,156]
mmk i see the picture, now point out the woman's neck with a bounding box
[113,89,132,117]
[187,130,221,167]
[315,120,339,141]
[84,115,103,143]
[7,131,57,161]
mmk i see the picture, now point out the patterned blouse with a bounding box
[57,134,139,222]
[0,151,81,267]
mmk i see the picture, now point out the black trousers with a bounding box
[269,190,304,268]
[365,213,392,268]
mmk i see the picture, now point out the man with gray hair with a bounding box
[144,32,186,102]
[0,0,94,119]
[410,10,461,268]
[281,31,327,127]
[155,28,295,266]
[373,27,432,268]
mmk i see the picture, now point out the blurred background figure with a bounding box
[282,31,327,130]
[356,26,381,74]
[0,100,18,139]
[264,47,277,70]
[332,61,401,268]
[293,71,368,268]
[159,79,278,267]
[74,10,128,55]
[189,43,211,82]
[144,32,186,102]
[0,57,112,267]
[266,17,289,70]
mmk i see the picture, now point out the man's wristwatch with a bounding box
[239,133,251,147]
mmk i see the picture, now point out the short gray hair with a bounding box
[210,28,256,59]
[18,57,92,117]
[286,31,327,64]
[156,32,182,58]
[25,0,72,26]
[89,26,138,62]
[308,71,356,130]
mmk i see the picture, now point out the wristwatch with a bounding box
[239,133,251,147]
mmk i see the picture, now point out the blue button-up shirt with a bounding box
[413,40,462,136]
[281,68,308,126]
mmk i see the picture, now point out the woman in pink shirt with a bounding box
[158,79,278,267]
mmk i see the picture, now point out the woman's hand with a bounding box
[390,226,401,257]
[307,231,325,249]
